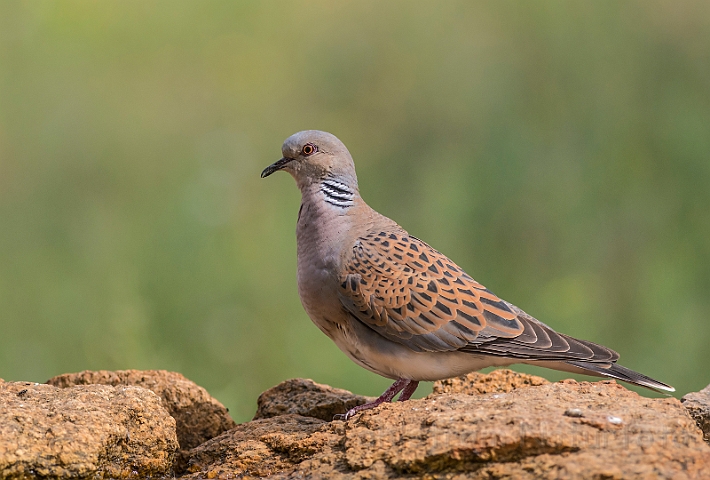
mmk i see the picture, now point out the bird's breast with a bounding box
[295,200,353,332]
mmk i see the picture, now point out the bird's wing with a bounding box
[338,230,618,363]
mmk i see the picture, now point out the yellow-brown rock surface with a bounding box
[3,369,709,479]
[683,383,710,444]
[0,381,177,478]
[184,371,710,479]
[47,369,236,471]
[253,377,374,421]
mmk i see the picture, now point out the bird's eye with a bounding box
[302,143,318,156]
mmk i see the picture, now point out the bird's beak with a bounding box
[261,157,293,178]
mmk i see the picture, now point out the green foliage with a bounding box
[1,1,708,422]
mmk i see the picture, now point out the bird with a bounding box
[261,130,674,420]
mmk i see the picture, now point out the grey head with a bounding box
[261,131,359,194]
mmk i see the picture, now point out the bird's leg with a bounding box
[335,378,410,421]
[397,380,419,401]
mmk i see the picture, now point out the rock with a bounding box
[184,372,710,479]
[47,369,236,472]
[6,369,708,478]
[253,378,374,421]
[0,381,177,478]
[432,368,549,395]
[683,384,710,444]
[47,370,235,451]
[183,414,337,478]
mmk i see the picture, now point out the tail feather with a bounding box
[565,360,675,393]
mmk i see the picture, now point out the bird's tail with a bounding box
[564,360,675,393]
[529,359,675,393]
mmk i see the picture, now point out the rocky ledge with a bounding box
[1,370,708,479]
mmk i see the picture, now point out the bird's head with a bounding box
[261,130,358,191]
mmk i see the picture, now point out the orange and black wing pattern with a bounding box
[339,230,618,363]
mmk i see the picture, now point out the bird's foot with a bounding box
[334,379,420,421]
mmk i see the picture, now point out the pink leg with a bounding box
[398,380,419,401]
[335,378,411,421]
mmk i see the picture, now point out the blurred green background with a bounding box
[1,1,709,422]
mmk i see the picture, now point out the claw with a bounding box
[331,378,420,421]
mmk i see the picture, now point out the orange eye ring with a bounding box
[302,143,317,156]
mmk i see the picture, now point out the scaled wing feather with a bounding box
[339,230,620,364]
[339,230,523,352]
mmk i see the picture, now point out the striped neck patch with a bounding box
[321,178,355,208]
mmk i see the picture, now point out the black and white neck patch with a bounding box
[321,178,355,208]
